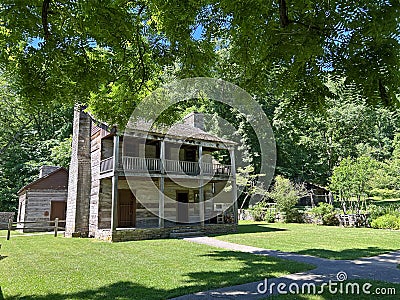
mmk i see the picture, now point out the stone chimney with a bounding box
[39,165,60,178]
[182,112,205,131]
[65,105,92,238]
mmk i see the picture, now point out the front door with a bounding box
[118,189,136,227]
[50,201,67,227]
[177,192,189,223]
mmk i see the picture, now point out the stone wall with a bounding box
[0,212,15,229]
[109,224,237,242]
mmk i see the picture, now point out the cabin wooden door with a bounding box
[177,192,189,223]
[50,201,67,227]
[118,189,136,227]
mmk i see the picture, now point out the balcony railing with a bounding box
[100,156,231,176]
[100,157,114,173]
[123,157,161,172]
[165,159,199,175]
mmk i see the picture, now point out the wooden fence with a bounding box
[1,218,65,240]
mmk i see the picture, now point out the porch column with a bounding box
[159,177,165,228]
[111,134,120,231]
[229,148,238,224]
[199,144,205,227]
[159,139,165,228]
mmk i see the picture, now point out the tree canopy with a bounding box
[1,0,399,126]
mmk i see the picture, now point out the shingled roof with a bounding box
[125,119,236,145]
[89,111,236,145]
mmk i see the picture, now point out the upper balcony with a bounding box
[100,156,231,178]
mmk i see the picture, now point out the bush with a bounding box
[268,175,306,215]
[264,210,276,223]
[285,208,304,223]
[369,188,400,199]
[249,201,276,222]
[371,214,400,230]
[367,203,400,224]
[249,202,265,221]
[308,203,339,226]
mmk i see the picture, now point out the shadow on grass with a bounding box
[5,282,165,300]
[2,250,312,300]
[212,223,287,236]
[0,256,6,261]
[183,250,314,289]
[297,247,397,260]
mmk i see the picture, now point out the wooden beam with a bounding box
[111,135,120,231]
[230,148,238,224]
[159,177,165,228]
[199,145,205,227]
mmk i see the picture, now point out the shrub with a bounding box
[308,203,339,226]
[371,214,400,230]
[285,208,304,223]
[369,188,400,199]
[268,175,306,215]
[249,202,265,221]
[249,201,276,222]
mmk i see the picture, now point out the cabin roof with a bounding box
[18,167,68,195]
[90,115,237,146]
[125,119,236,145]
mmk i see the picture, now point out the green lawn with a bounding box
[214,221,400,260]
[268,280,399,299]
[0,235,313,300]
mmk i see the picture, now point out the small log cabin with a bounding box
[17,166,68,232]
[65,107,238,242]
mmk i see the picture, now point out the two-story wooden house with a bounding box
[65,107,238,242]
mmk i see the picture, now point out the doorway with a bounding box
[50,201,67,227]
[118,189,136,227]
[176,191,189,223]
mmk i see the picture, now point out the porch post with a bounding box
[199,144,205,227]
[111,134,120,231]
[229,148,238,224]
[159,139,165,228]
[159,177,165,228]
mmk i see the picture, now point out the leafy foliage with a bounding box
[308,203,339,226]
[371,214,400,230]
[1,0,399,127]
[267,175,306,214]
[0,78,73,211]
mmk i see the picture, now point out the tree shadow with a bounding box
[177,250,314,298]
[297,247,398,260]
[211,223,286,236]
[2,250,313,300]
[0,256,6,261]
[5,282,166,300]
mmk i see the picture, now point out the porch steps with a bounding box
[170,228,204,239]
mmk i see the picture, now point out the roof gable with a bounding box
[18,168,68,195]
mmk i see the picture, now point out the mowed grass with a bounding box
[214,221,400,260]
[268,280,399,299]
[0,235,313,300]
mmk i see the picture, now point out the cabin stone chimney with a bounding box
[65,105,92,237]
[39,165,60,178]
[182,112,205,131]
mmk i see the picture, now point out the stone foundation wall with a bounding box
[107,224,238,242]
[0,212,15,229]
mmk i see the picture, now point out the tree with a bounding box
[1,0,399,127]
[329,155,384,212]
[267,175,306,214]
[0,77,73,211]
